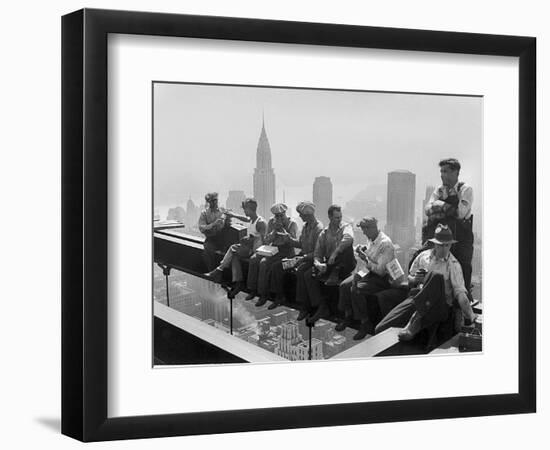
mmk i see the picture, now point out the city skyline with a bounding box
[154,266,363,361]
[159,175,482,239]
[152,81,485,367]
[153,82,483,223]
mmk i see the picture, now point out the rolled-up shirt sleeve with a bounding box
[449,259,468,298]
[288,221,299,239]
[336,223,353,253]
[409,255,420,276]
[198,212,208,233]
[199,212,217,236]
[457,185,473,219]
[425,188,440,215]
[301,223,323,259]
[314,232,326,264]
[310,224,323,256]
[409,251,430,276]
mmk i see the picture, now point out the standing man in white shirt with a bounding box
[424,158,474,295]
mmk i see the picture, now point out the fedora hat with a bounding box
[428,223,458,245]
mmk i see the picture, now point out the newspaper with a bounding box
[385,258,405,281]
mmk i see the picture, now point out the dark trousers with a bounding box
[247,249,292,297]
[270,258,312,298]
[453,216,474,292]
[340,272,391,323]
[302,261,354,311]
[376,287,410,318]
[451,242,473,294]
[375,272,450,334]
[302,266,323,310]
[203,237,224,271]
[288,261,314,309]
[338,275,356,315]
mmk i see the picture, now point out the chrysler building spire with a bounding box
[253,116,276,219]
[256,114,272,169]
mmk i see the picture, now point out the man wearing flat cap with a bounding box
[267,201,324,312]
[375,224,476,343]
[198,192,228,271]
[246,203,298,307]
[337,217,396,340]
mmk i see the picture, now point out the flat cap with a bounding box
[270,203,288,214]
[205,192,218,202]
[357,216,378,228]
[296,201,316,215]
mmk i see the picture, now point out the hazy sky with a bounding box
[153,82,482,216]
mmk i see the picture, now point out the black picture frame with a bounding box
[61,8,536,442]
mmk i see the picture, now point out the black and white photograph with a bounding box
[153,82,483,365]
[0,0,545,446]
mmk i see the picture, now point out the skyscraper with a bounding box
[294,338,323,361]
[275,321,324,360]
[276,321,302,360]
[385,170,416,264]
[420,185,435,243]
[253,118,276,220]
[422,185,435,222]
[226,190,246,212]
[313,176,333,221]
[185,197,200,233]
